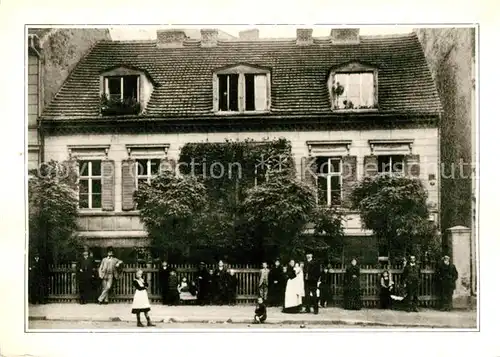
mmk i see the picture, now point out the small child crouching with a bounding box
[253,297,267,324]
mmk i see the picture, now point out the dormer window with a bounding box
[100,66,155,116]
[328,62,378,110]
[214,64,270,113]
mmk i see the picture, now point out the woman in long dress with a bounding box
[131,269,155,327]
[343,258,362,310]
[283,261,305,313]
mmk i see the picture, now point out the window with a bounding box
[333,72,374,109]
[254,163,269,186]
[215,65,270,113]
[377,155,405,175]
[316,157,342,206]
[105,75,139,102]
[78,160,102,209]
[136,158,161,188]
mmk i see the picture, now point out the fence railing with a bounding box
[46,263,439,307]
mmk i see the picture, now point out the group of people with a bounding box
[159,260,238,306]
[29,245,460,321]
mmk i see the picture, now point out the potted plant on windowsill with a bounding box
[100,94,141,116]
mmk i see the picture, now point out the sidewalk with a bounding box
[28,304,477,328]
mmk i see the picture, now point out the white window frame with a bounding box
[213,64,271,114]
[316,157,343,206]
[328,62,378,111]
[78,160,103,210]
[104,75,140,101]
[333,72,375,109]
[135,158,162,189]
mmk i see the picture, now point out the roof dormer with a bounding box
[327,61,378,111]
[213,63,271,114]
[99,66,155,116]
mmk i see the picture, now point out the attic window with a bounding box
[328,62,378,110]
[214,65,270,113]
[101,75,140,115]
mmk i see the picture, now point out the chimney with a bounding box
[200,29,218,47]
[296,28,313,46]
[239,29,259,41]
[157,29,187,48]
[330,28,360,44]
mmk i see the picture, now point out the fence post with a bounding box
[146,262,152,289]
[447,226,473,309]
[71,261,77,295]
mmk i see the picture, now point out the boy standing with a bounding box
[259,262,270,302]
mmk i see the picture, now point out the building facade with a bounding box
[38,28,442,263]
[27,28,111,171]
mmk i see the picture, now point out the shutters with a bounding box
[254,74,268,111]
[363,155,378,177]
[404,154,420,178]
[62,159,79,193]
[341,155,357,207]
[301,156,317,187]
[101,159,115,211]
[122,159,136,211]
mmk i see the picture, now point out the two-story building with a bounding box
[38,28,443,263]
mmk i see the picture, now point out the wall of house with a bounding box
[28,53,40,171]
[44,125,439,248]
[415,28,475,232]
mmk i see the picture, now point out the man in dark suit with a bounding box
[195,262,210,306]
[303,252,321,314]
[158,260,171,305]
[77,249,95,304]
[436,255,458,311]
[402,255,420,312]
[28,252,47,304]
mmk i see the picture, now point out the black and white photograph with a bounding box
[23,23,479,333]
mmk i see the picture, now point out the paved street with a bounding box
[28,304,477,329]
[29,320,411,330]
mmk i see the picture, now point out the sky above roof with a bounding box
[109,26,413,41]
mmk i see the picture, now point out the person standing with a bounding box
[319,265,332,308]
[214,260,228,305]
[303,252,321,314]
[195,262,210,306]
[28,252,47,305]
[283,260,303,313]
[344,258,362,310]
[77,250,95,304]
[436,255,458,311]
[131,269,155,327]
[268,259,283,307]
[227,269,238,305]
[259,262,270,302]
[167,270,179,305]
[97,247,123,305]
[402,255,420,312]
[379,270,394,309]
[158,260,171,305]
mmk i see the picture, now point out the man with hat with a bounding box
[97,246,123,304]
[303,251,321,314]
[195,261,210,306]
[268,258,284,307]
[436,255,458,311]
[402,255,420,312]
[77,247,95,304]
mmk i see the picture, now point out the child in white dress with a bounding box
[131,269,155,327]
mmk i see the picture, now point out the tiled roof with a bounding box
[42,32,443,120]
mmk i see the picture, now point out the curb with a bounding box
[28,316,466,328]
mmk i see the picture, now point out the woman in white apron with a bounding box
[131,269,155,327]
[283,261,305,313]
